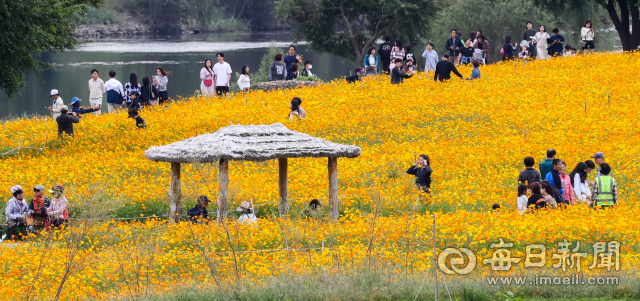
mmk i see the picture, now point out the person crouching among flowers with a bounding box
[47,184,69,228]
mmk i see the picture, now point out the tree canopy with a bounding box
[535,0,639,51]
[276,0,437,65]
[0,0,101,98]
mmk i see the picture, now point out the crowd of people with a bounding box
[3,184,69,241]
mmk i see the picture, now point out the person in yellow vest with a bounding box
[592,163,617,208]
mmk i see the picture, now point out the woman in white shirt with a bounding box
[535,25,550,60]
[237,65,251,91]
[517,183,528,214]
[236,201,257,224]
[569,162,592,203]
[581,20,595,53]
[200,59,216,96]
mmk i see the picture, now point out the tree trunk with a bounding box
[169,162,182,223]
[278,158,289,218]
[328,157,338,220]
[604,0,640,51]
[218,159,229,224]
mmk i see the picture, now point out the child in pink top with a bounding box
[560,162,575,204]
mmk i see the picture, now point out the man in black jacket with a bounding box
[445,29,462,64]
[518,156,541,184]
[378,35,393,73]
[187,195,210,223]
[434,54,464,82]
[56,106,80,138]
[391,59,414,84]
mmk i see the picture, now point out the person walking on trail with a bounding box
[269,53,287,81]
[124,72,142,109]
[56,106,80,138]
[213,53,232,96]
[422,42,439,72]
[522,21,537,58]
[5,185,29,241]
[47,89,65,120]
[237,201,257,224]
[592,163,617,208]
[26,185,50,233]
[153,66,170,104]
[47,185,69,228]
[539,149,556,179]
[407,154,433,193]
[378,35,393,73]
[200,59,216,96]
[518,156,541,184]
[88,69,104,115]
[534,25,550,60]
[445,29,462,65]
[591,152,605,177]
[188,195,210,223]
[434,54,464,82]
[105,70,125,113]
[284,45,303,80]
[391,59,414,84]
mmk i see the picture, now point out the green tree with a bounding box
[0,0,101,98]
[535,0,639,51]
[276,0,437,65]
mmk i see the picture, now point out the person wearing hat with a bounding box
[56,105,80,138]
[46,185,69,228]
[237,200,257,224]
[5,185,29,241]
[26,185,51,232]
[434,53,464,82]
[47,89,65,120]
[70,97,101,116]
[592,163,617,208]
[303,199,322,219]
[591,152,605,177]
[187,195,210,223]
[128,108,146,129]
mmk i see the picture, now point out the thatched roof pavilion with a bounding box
[145,123,361,222]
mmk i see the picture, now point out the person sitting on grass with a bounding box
[47,184,69,228]
[5,185,29,241]
[187,195,210,223]
[237,201,257,224]
[128,108,146,129]
[26,185,50,233]
[289,97,306,120]
[407,154,433,193]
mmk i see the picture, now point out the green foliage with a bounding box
[253,44,282,83]
[83,5,118,24]
[276,0,437,64]
[295,75,323,82]
[0,0,101,99]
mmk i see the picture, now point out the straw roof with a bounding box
[145,123,361,163]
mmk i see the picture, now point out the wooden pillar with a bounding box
[328,157,338,220]
[278,158,289,217]
[218,158,229,224]
[169,162,182,223]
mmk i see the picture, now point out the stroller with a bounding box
[364,65,377,77]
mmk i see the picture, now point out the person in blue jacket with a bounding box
[364,47,380,74]
[545,159,565,204]
[70,97,100,117]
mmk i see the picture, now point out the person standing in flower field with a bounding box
[407,154,432,193]
[539,149,556,178]
[518,156,541,184]
[569,162,592,203]
[516,183,528,214]
[47,89,65,120]
[88,69,104,115]
[591,152,605,177]
[200,59,216,96]
[213,53,232,96]
[422,42,439,72]
[389,39,406,72]
[378,35,393,73]
[434,54,464,82]
[581,20,595,54]
[391,59,414,84]
[522,21,537,58]
[284,45,303,80]
[105,70,125,112]
[592,163,617,208]
[445,29,462,65]
[153,66,170,104]
[269,53,287,81]
[527,182,547,209]
[549,28,565,57]
[559,161,575,204]
[56,105,80,138]
[545,159,566,204]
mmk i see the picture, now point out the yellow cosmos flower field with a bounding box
[1,53,639,300]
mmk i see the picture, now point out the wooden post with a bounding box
[218,159,229,223]
[328,157,338,220]
[169,162,182,223]
[278,158,289,217]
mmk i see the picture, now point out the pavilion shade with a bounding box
[145,123,362,163]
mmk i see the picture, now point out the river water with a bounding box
[4,32,357,119]
[3,31,619,119]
